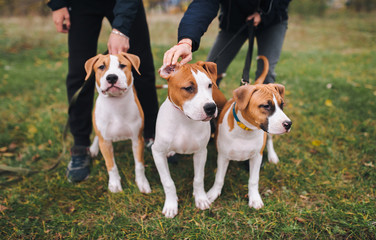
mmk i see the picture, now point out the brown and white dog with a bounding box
[152,61,226,218]
[84,53,151,194]
[207,56,292,209]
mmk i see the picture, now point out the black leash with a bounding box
[211,19,255,86]
[241,20,255,85]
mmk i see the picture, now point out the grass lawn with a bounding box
[0,9,375,239]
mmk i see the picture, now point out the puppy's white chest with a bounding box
[217,113,264,161]
[170,125,209,154]
[153,99,211,154]
[95,95,141,141]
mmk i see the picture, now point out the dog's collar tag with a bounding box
[233,103,253,131]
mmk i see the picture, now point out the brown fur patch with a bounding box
[254,56,269,85]
[133,87,145,164]
[236,84,285,130]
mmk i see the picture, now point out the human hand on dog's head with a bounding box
[108,29,130,55]
[163,39,193,66]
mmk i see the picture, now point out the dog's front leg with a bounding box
[248,154,264,209]
[207,153,229,203]
[152,147,178,218]
[193,148,211,210]
[267,134,279,164]
[131,135,151,194]
[99,137,122,193]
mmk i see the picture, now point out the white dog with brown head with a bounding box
[207,57,292,209]
[152,61,226,218]
[84,53,151,194]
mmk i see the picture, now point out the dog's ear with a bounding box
[84,54,103,80]
[119,52,141,75]
[233,85,258,110]
[159,64,181,80]
[271,83,285,99]
[197,61,218,87]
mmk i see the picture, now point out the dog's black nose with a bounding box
[203,103,217,116]
[106,74,118,84]
[283,120,292,131]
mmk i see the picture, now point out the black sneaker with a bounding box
[66,146,91,183]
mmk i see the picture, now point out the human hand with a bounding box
[52,7,70,33]
[163,39,192,66]
[246,12,261,27]
[108,29,130,55]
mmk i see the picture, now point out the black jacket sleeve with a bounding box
[47,0,69,11]
[178,0,220,52]
[259,0,291,29]
[112,0,140,37]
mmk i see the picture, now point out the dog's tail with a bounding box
[155,84,168,89]
[254,56,269,85]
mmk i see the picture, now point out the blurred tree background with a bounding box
[0,0,375,17]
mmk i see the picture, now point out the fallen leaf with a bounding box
[1,153,15,157]
[325,99,333,107]
[299,195,309,200]
[8,143,17,151]
[28,125,38,138]
[311,140,322,147]
[295,217,306,223]
[0,205,8,211]
[364,162,374,168]
[32,154,41,161]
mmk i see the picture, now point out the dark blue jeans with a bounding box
[207,20,288,84]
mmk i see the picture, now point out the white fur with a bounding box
[267,95,291,134]
[152,69,215,218]
[89,55,151,194]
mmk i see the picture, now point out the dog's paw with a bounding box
[195,194,211,210]
[108,182,123,193]
[89,137,99,157]
[268,151,279,164]
[248,192,264,209]
[207,188,221,203]
[162,199,178,218]
[136,177,151,194]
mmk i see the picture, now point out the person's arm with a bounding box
[178,0,220,52]
[47,0,70,33]
[108,0,140,54]
[163,0,220,66]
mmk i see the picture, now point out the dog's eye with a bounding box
[208,83,212,89]
[98,65,105,70]
[119,64,126,69]
[260,104,271,110]
[280,102,284,109]
[183,86,194,93]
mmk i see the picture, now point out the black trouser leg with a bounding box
[67,10,103,147]
[127,2,159,139]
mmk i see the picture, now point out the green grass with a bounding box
[1,11,376,239]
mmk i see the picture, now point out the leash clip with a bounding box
[240,78,250,86]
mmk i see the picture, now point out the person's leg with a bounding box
[66,3,104,182]
[67,8,103,147]
[255,20,288,84]
[207,29,248,85]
